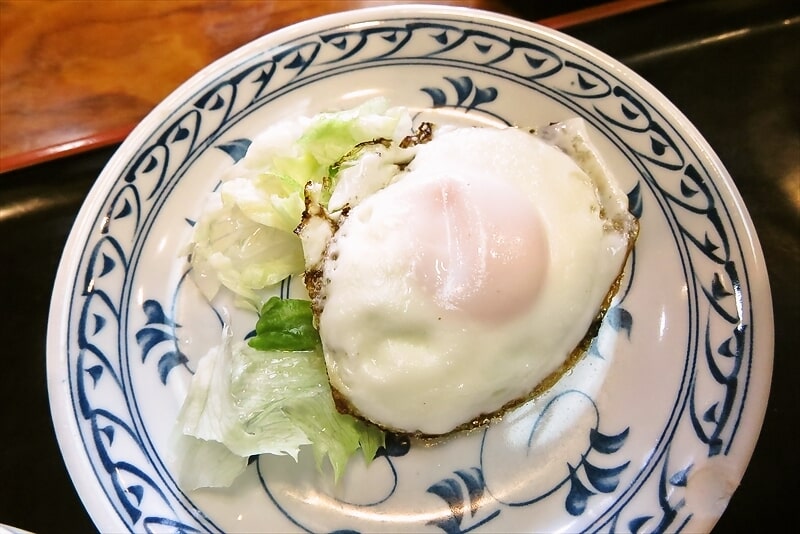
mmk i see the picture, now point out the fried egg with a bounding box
[300,121,637,435]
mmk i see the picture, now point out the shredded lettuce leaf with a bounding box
[189,98,410,308]
[173,299,385,489]
[189,199,305,308]
[249,297,320,352]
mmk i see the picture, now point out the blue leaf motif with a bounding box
[113,198,132,220]
[330,36,348,50]
[474,42,492,54]
[587,338,604,359]
[208,94,225,111]
[86,365,104,387]
[195,87,227,111]
[565,466,595,516]
[92,313,106,335]
[127,485,144,505]
[717,336,738,358]
[426,466,499,533]
[589,427,629,454]
[172,126,190,142]
[583,459,630,493]
[703,403,718,423]
[428,478,465,524]
[628,515,653,533]
[680,179,698,197]
[445,76,473,106]
[142,299,175,326]
[620,103,639,121]
[669,465,692,487]
[627,182,643,219]
[454,468,485,517]
[142,154,158,173]
[702,233,720,255]
[469,86,498,109]
[102,184,141,236]
[432,31,449,45]
[606,307,633,338]
[650,136,667,156]
[99,425,115,445]
[285,52,308,70]
[524,53,547,69]
[421,87,448,107]
[281,43,321,76]
[136,327,176,363]
[421,76,499,116]
[254,68,274,95]
[112,460,175,523]
[100,253,115,277]
[158,351,189,385]
[711,272,732,299]
[216,138,252,163]
[576,72,597,91]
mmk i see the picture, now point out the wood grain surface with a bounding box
[0,0,659,172]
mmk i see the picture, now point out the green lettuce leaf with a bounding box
[285,396,385,482]
[248,297,320,352]
[174,299,386,489]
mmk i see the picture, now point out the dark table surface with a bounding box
[1,0,797,532]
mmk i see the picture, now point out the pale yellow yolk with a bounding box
[410,175,549,322]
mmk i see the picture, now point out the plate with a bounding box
[47,5,773,533]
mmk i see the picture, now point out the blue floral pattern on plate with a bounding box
[47,7,770,533]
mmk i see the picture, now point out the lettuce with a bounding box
[248,296,320,352]
[189,99,409,308]
[173,299,385,489]
[189,199,305,308]
[177,101,408,488]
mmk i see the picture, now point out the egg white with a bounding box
[305,123,636,435]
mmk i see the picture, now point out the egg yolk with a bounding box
[411,174,549,323]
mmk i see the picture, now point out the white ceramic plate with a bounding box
[47,5,773,533]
